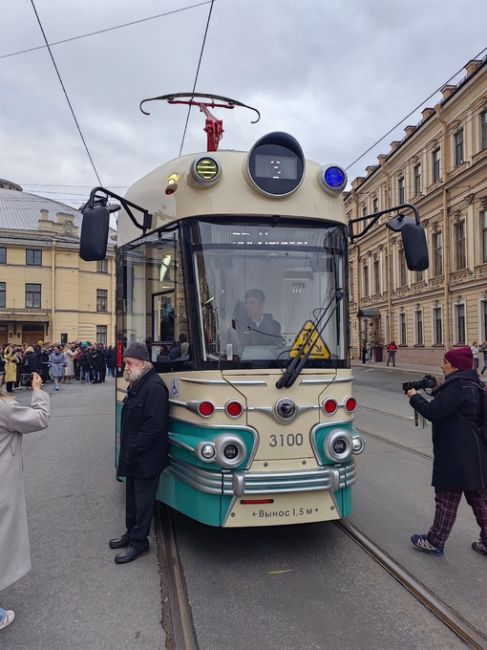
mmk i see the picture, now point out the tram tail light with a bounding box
[225,400,243,418]
[197,401,215,417]
[345,397,357,413]
[323,398,338,415]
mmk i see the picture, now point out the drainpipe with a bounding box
[435,104,451,349]
[51,239,56,342]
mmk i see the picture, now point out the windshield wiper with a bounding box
[276,289,344,389]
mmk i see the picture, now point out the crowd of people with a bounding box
[0,342,117,392]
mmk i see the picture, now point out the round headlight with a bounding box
[190,156,221,186]
[319,165,347,194]
[214,434,247,468]
[323,429,353,462]
[196,441,217,463]
[352,437,365,454]
[274,398,297,422]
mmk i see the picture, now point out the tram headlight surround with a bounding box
[214,434,247,468]
[352,436,365,455]
[324,429,353,463]
[190,156,221,187]
[319,165,347,194]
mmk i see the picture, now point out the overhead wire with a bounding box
[29,0,102,186]
[345,45,487,172]
[178,0,215,156]
[0,0,216,61]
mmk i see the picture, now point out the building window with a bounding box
[398,176,405,204]
[454,128,464,166]
[482,211,487,264]
[25,283,41,309]
[372,197,379,213]
[432,147,441,182]
[97,259,108,273]
[362,265,369,298]
[96,325,108,345]
[0,247,6,264]
[454,303,465,344]
[415,309,423,345]
[432,231,443,276]
[399,311,407,345]
[415,270,423,283]
[0,282,5,308]
[96,289,108,312]
[482,301,487,342]
[349,266,354,297]
[373,259,380,295]
[26,249,42,266]
[481,110,487,151]
[398,247,407,286]
[454,221,466,270]
[413,163,421,196]
[433,306,443,344]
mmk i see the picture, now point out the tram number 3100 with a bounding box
[269,433,304,447]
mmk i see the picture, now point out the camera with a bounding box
[402,374,436,393]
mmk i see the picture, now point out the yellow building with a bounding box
[346,57,487,365]
[0,181,116,346]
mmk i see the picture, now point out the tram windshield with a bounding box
[118,218,348,371]
[192,218,347,370]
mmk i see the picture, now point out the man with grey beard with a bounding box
[109,342,169,564]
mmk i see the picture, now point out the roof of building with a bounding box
[0,187,82,232]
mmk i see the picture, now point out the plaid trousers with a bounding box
[428,489,487,548]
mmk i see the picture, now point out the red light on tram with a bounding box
[240,499,274,505]
[345,397,357,413]
[226,401,243,418]
[323,398,338,415]
[198,401,215,417]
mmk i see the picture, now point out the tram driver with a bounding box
[230,289,283,355]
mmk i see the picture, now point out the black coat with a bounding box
[410,369,487,490]
[118,368,169,479]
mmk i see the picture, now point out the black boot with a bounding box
[108,533,130,549]
[114,544,149,564]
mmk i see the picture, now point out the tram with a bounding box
[80,93,428,527]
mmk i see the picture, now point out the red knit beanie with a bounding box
[444,346,473,371]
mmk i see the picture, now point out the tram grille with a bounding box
[166,459,356,496]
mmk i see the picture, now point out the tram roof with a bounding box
[117,150,347,247]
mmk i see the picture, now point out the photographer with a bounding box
[406,346,487,556]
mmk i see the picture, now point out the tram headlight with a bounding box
[352,436,365,455]
[323,429,353,463]
[190,156,221,187]
[214,434,247,468]
[319,165,347,194]
[196,441,217,462]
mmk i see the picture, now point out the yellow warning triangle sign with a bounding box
[290,320,330,360]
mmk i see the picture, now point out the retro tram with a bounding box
[80,93,428,527]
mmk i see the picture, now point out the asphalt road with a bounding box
[172,365,485,649]
[1,380,165,650]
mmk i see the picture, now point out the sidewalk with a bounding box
[1,380,165,650]
[351,359,487,381]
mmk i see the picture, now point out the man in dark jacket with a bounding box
[109,342,169,564]
[407,346,487,556]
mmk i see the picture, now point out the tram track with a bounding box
[357,426,434,460]
[336,519,487,650]
[155,504,198,650]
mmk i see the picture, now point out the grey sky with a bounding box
[1,0,486,207]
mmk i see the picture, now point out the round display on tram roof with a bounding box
[247,132,305,197]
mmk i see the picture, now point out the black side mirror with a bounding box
[80,205,110,261]
[386,216,429,271]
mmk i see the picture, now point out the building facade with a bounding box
[0,182,116,346]
[346,57,487,365]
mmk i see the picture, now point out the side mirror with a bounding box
[386,216,429,271]
[80,205,110,261]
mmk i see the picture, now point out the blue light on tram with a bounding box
[320,165,347,193]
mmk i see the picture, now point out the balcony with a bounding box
[0,308,50,323]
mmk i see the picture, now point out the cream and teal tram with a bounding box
[80,93,428,527]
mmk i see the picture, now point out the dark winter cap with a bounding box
[444,346,473,371]
[123,341,150,362]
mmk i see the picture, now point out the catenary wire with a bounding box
[178,0,215,157]
[0,1,216,61]
[345,45,487,172]
[29,0,102,186]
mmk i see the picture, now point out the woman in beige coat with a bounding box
[0,372,49,630]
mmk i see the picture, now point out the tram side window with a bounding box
[119,229,193,371]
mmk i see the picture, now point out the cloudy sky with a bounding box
[1,0,487,208]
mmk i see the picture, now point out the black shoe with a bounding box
[109,534,130,549]
[114,544,149,564]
